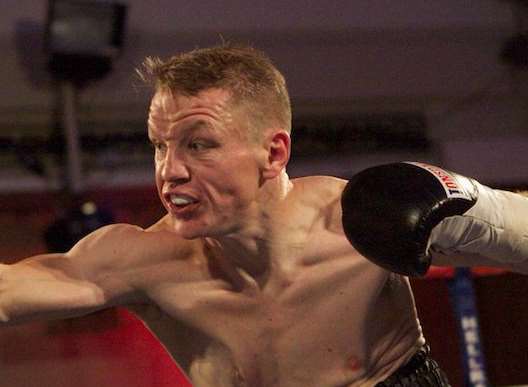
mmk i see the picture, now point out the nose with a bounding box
[159,148,190,184]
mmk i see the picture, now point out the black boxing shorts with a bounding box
[376,345,451,387]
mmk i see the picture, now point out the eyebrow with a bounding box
[182,119,215,133]
[148,119,218,142]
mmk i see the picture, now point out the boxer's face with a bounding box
[148,88,265,238]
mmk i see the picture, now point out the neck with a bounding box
[205,171,292,281]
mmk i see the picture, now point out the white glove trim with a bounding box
[430,182,528,273]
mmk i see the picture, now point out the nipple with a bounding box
[347,355,362,371]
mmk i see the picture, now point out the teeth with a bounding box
[170,195,195,206]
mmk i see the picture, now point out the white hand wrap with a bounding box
[430,182,528,273]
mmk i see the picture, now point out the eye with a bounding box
[189,139,213,152]
[150,141,166,152]
[189,141,205,151]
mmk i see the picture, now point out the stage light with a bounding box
[45,0,127,86]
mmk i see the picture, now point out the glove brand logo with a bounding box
[406,162,472,200]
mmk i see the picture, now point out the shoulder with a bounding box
[67,222,200,278]
[70,222,185,252]
[291,175,347,202]
[290,175,347,233]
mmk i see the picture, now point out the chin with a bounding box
[169,218,212,239]
[172,224,205,240]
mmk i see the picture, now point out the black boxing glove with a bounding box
[341,162,478,276]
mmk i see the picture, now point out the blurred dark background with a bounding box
[1,1,528,386]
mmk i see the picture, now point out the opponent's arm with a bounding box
[341,162,528,276]
[0,223,145,325]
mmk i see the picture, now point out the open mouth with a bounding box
[166,194,200,213]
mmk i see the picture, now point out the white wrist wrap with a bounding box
[430,182,528,273]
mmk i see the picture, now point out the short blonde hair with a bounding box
[137,43,292,137]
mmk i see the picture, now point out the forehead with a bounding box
[147,88,254,142]
[148,88,234,123]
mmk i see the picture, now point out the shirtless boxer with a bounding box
[1,44,527,387]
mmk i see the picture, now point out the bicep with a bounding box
[66,224,147,304]
[1,224,145,324]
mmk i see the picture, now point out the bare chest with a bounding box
[141,247,395,386]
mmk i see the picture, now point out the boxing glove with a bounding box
[341,162,478,276]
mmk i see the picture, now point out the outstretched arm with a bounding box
[0,224,145,325]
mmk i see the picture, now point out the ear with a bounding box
[261,130,291,180]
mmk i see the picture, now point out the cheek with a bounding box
[154,164,163,187]
[156,182,167,210]
[154,164,167,205]
[155,164,162,180]
[154,155,163,174]
[215,161,260,202]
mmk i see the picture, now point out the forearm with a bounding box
[430,185,528,273]
[0,256,106,325]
